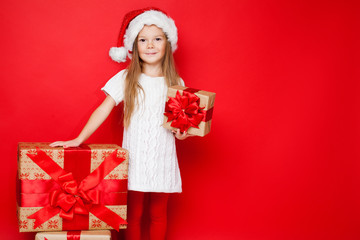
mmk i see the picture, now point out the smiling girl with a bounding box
[50,8,189,240]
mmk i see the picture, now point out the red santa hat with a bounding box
[109,7,178,63]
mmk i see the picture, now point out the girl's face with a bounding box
[137,25,166,66]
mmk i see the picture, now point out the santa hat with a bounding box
[109,7,178,63]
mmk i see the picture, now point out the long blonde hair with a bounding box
[123,34,181,128]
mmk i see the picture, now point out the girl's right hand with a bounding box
[49,138,82,148]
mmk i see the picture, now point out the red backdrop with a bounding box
[1,0,359,239]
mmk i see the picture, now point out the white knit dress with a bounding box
[101,70,182,193]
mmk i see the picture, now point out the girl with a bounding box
[50,7,190,240]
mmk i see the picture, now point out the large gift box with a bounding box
[163,86,216,137]
[17,143,128,232]
[35,230,111,240]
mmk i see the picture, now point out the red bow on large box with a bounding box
[24,146,127,231]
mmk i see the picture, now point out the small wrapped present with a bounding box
[163,86,216,137]
[17,143,128,232]
[35,230,111,240]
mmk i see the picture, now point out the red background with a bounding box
[1,0,359,239]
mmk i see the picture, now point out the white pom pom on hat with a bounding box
[109,47,128,63]
[109,7,178,63]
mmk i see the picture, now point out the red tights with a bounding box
[125,191,170,240]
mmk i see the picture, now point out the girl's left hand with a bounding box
[172,129,194,140]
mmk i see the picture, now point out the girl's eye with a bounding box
[139,39,146,42]
[155,38,162,41]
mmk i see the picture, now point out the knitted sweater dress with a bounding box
[102,70,182,193]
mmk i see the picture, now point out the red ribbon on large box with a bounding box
[164,88,214,132]
[23,145,127,231]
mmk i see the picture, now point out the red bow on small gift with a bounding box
[164,90,205,132]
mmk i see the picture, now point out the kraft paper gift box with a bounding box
[35,230,111,240]
[17,142,128,232]
[163,85,216,137]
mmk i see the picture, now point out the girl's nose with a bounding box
[147,41,154,48]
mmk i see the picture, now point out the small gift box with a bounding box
[17,143,128,232]
[35,230,111,240]
[163,86,216,137]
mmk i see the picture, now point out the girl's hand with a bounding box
[172,129,194,140]
[49,138,82,148]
